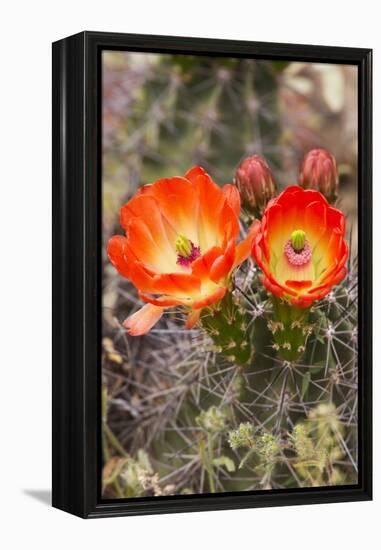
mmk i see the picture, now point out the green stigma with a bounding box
[175,233,192,257]
[291,229,306,252]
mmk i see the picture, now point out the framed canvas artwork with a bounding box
[52,31,372,518]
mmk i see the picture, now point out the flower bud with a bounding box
[299,148,339,203]
[234,155,277,216]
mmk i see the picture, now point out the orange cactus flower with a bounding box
[108,166,258,335]
[251,186,348,308]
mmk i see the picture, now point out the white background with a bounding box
[0,1,378,548]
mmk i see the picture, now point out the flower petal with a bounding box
[184,166,207,183]
[152,273,201,297]
[139,292,187,307]
[126,217,176,272]
[234,219,260,268]
[210,238,236,283]
[285,280,313,290]
[192,172,229,249]
[218,201,240,245]
[191,247,224,280]
[191,287,227,310]
[108,235,131,278]
[121,194,177,264]
[222,184,241,217]
[127,261,156,293]
[261,276,287,300]
[185,309,201,329]
[123,304,164,336]
[141,176,200,244]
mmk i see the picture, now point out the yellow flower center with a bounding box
[291,229,306,253]
[175,233,193,257]
[175,234,201,267]
[284,230,311,268]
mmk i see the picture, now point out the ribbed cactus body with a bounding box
[200,292,254,365]
[268,297,313,362]
[120,56,283,188]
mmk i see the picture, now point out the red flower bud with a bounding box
[299,149,339,203]
[234,155,277,216]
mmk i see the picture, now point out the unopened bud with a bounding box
[234,155,277,216]
[299,148,339,203]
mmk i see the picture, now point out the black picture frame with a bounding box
[52,31,372,519]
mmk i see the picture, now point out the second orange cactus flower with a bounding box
[252,186,348,308]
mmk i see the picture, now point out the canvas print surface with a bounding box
[101,51,358,499]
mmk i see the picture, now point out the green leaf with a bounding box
[212,456,236,472]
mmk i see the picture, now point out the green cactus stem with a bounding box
[269,297,314,362]
[200,291,254,365]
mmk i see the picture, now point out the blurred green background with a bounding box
[102,52,358,239]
